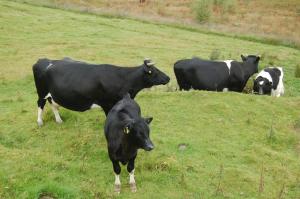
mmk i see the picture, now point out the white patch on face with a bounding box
[259,81,264,85]
[90,104,101,109]
[115,174,121,185]
[223,60,233,74]
[222,88,229,92]
[129,169,135,184]
[37,107,43,126]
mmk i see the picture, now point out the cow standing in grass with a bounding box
[253,67,284,97]
[174,55,260,92]
[104,94,154,193]
[32,58,169,126]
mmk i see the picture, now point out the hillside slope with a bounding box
[11,0,300,48]
[0,1,299,198]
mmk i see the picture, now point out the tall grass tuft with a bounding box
[210,49,221,60]
[213,0,236,13]
[295,64,300,78]
[194,0,212,22]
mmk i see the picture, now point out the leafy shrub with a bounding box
[295,64,300,78]
[194,0,237,23]
[194,0,212,22]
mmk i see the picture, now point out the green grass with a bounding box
[0,1,300,198]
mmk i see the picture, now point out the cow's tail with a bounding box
[32,58,51,98]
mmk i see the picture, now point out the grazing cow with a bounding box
[33,58,169,126]
[104,94,154,193]
[253,67,284,97]
[174,55,260,92]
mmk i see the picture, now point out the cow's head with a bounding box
[124,117,154,151]
[142,58,170,87]
[253,76,272,95]
[241,55,260,73]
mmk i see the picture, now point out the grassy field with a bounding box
[11,0,300,48]
[0,1,300,198]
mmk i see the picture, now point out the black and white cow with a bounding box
[104,93,154,193]
[32,58,170,126]
[253,67,284,97]
[174,55,260,92]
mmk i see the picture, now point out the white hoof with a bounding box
[114,184,121,194]
[37,120,43,127]
[56,118,63,124]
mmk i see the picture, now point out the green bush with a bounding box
[194,0,212,23]
[295,64,300,78]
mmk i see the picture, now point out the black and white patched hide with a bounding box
[173,55,260,92]
[253,67,284,97]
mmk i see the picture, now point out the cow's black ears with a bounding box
[241,55,247,61]
[144,117,153,124]
[255,56,260,63]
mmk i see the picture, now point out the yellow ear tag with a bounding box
[148,70,152,74]
[124,127,130,134]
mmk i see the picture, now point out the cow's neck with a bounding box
[125,66,146,98]
[242,62,256,80]
[121,135,138,155]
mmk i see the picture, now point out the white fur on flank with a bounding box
[256,70,273,83]
[223,60,233,74]
[272,67,284,97]
[37,107,43,126]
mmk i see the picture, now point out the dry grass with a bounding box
[17,0,300,47]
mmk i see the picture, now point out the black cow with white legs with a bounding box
[174,55,260,92]
[32,58,169,126]
[104,94,154,193]
[253,67,284,97]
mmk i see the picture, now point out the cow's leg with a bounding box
[37,98,46,126]
[112,160,121,194]
[48,98,63,123]
[127,156,137,192]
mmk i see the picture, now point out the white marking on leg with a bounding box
[129,169,135,184]
[115,174,121,185]
[223,60,233,74]
[90,104,101,109]
[50,101,63,123]
[222,88,228,92]
[129,169,137,192]
[37,107,43,126]
[114,174,121,193]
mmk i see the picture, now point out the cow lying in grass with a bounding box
[104,94,154,193]
[32,58,169,126]
[253,67,284,97]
